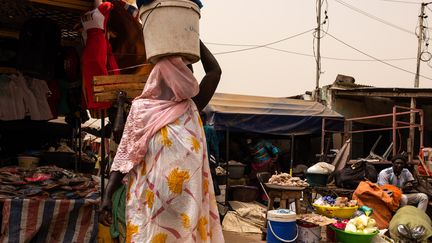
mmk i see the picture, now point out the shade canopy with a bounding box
[204,93,343,136]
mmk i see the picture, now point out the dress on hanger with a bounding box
[81,2,120,111]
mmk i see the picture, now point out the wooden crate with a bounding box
[92,65,153,102]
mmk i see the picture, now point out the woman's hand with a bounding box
[99,171,126,226]
[99,196,113,226]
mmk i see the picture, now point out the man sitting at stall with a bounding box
[377,154,429,212]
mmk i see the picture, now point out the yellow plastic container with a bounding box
[313,204,358,219]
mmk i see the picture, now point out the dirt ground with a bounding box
[223,231,263,242]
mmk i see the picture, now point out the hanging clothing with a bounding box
[111,57,224,242]
[203,124,219,164]
[0,74,53,120]
[0,74,23,120]
[27,78,53,120]
[81,2,120,110]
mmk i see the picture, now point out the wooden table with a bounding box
[266,188,303,214]
[261,186,305,240]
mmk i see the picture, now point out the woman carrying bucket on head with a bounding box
[99,0,225,241]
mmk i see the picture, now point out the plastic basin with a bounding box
[305,173,329,186]
[228,164,246,179]
[330,225,378,243]
[313,204,358,219]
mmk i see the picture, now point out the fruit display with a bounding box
[343,215,378,234]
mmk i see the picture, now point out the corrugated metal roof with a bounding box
[206,93,342,117]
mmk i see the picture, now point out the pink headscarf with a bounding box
[111,56,199,173]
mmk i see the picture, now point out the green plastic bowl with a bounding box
[330,225,378,243]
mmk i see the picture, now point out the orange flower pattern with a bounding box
[146,189,154,209]
[125,107,224,242]
[180,213,191,229]
[190,136,201,153]
[203,179,209,195]
[167,168,190,194]
[125,222,138,243]
[198,217,209,241]
[160,126,173,147]
[151,233,168,243]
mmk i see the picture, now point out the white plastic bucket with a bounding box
[297,221,321,243]
[139,0,201,64]
[267,209,298,243]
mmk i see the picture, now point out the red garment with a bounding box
[81,2,119,110]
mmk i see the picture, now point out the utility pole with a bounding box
[410,2,426,162]
[315,0,322,101]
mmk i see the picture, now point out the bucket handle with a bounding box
[141,2,198,30]
[268,222,298,243]
[142,2,162,30]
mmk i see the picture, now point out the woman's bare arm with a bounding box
[192,41,222,111]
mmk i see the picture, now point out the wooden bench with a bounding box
[92,64,153,102]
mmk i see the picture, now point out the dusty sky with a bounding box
[192,0,432,97]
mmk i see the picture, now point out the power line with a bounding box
[333,0,416,36]
[267,46,415,61]
[323,30,432,80]
[376,0,421,5]
[426,4,432,13]
[206,42,416,61]
[212,28,315,55]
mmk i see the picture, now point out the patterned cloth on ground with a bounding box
[0,197,99,243]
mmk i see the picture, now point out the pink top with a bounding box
[111,56,200,173]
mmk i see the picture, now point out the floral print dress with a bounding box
[124,105,224,243]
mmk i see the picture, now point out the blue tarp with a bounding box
[204,93,343,136]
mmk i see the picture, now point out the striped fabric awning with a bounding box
[0,196,99,243]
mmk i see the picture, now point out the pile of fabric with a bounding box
[0,166,99,199]
[222,201,266,233]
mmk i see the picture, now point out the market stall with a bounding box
[0,0,103,242]
[203,93,343,203]
[0,166,99,242]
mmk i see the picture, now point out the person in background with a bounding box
[246,138,280,174]
[200,111,221,195]
[377,154,429,212]
[99,41,224,242]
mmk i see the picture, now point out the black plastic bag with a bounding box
[335,160,377,189]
